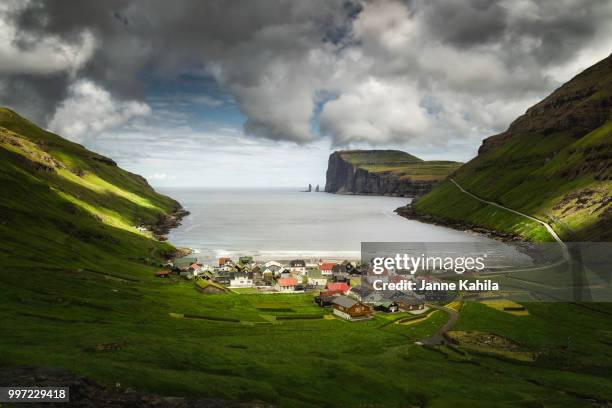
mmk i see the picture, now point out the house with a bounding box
[319,262,337,276]
[263,264,282,276]
[306,268,327,287]
[239,256,253,265]
[276,277,298,292]
[264,260,283,269]
[195,278,227,294]
[386,291,425,311]
[314,293,337,307]
[214,270,232,285]
[229,273,254,288]
[261,270,275,285]
[326,282,350,293]
[332,260,354,274]
[289,259,306,274]
[319,289,345,297]
[155,270,171,278]
[331,296,372,320]
[173,257,198,270]
[373,300,399,313]
[218,257,232,266]
[188,263,202,273]
[348,285,373,302]
[332,272,350,283]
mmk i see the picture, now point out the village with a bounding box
[156,256,450,321]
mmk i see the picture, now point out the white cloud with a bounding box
[0,2,96,76]
[320,77,430,145]
[48,80,151,142]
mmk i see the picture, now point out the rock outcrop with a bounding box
[325,150,461,197]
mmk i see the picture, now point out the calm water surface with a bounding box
[158,188,511,262]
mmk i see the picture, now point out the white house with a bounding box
[289,260,306,274]
[229,275,254,288]
[319,262,337,276]
[275,277,298,292]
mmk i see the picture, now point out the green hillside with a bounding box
[411,54,612,241]
[0,107,180,274]
[341,150,462,182]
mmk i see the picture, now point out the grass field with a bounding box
[2,265,612,407]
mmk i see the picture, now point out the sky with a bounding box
[1,0,611,187]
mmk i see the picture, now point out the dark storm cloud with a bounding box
[0,0,611,144]
[420,0,509,47]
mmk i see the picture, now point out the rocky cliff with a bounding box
[325,150,462,197]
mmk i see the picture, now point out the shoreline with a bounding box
[394,203,551,265]
[148,204,193,258]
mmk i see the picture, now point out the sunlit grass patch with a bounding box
[481,299,529,316]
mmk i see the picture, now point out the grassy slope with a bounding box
[413,56,612,241]
[0,106,178,276]
[341,150,463,182]
[1,109,611,406]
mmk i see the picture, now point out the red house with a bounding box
[319,262,337,276]
[326,282,350,293]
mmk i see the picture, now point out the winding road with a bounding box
[449,178,568,260]
[419,304,459,345]
[418,179,570,345]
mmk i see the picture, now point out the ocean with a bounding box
[158,187,518,263]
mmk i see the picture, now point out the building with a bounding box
[195,278,227,294]
[218,257,232,266]
[331,296,372,320]
[239,256,253,265]
[348,285,373,302]
[155,270,171,278]
[319,262,337,276]
[276,277,298,292]
[289,260,306,274]
[373,300,399,313]
[307,268,327,287]
[314,293,337,307]
[386,291,425,311]
[332,261,355,274]
[326,282,350,293]
[263,264,282,276]
[229,274,254,288]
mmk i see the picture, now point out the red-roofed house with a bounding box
[188,263,201,273]
[218,257,232,266]
[319,262,337,276]
[326,282,350,293]
[276,277,298,292]
[155,270,170,278]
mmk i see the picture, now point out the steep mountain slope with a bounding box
[0,107,182,274]
[403,54,612,241]
[325,150,462,196]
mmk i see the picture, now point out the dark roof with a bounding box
[290,260,306,267]
[350,285,373,297]
[385,290,425,305]
[332,296,359,308]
